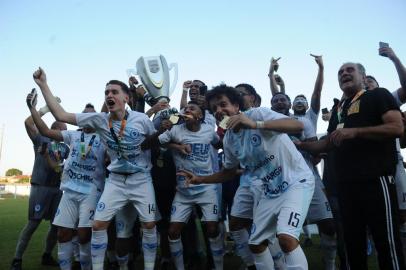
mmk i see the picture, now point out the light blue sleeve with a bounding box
[76,113,105,130]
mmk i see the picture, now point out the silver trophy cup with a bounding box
[130,55,178,103]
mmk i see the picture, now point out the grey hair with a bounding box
[342,62,366,76]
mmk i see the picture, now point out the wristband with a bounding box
[183,88,188,92]
[39,105,50,115]
[256,121,265,129]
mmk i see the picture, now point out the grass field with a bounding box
[0,196,379,270]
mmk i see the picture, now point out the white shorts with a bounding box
[53,188,100,228]
[395,158,406,210]
[115,203,139,238]
[249,178,314,245]
[94,172,158,223]
[171,187,219,223]
[306,175,333,223]
[230,185,254,219]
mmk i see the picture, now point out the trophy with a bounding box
[127,55,178,105]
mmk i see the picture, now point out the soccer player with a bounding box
[27,97,106,270]
[181,85,314,270]
[32,67,159,270]
[10,97,68,270]
[145,101,224,270]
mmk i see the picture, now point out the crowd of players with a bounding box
[9,45,406,270]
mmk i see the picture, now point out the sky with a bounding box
[0,0,406,175]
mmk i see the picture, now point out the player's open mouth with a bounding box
[106,100,115,106]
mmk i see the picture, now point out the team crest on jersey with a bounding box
[347,100,360,116]
[97,202,105,211]
[128,128,141,140]
[250,134,262,147]
[34,204,41,212]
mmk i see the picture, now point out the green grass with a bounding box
[0,196,379,269]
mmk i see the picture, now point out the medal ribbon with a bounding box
[108,111,129,159]
[337,90,365,124]
[80,132,96,159]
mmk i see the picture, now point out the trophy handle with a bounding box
[168,63,178,97]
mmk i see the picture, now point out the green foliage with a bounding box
[16,177,30,183]
[5,168,23,176]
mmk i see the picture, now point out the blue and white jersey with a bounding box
[223,107,313,198]
[76,111,155,176]
[158,123,219,196]
[60,130,106,194]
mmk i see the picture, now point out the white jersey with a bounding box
[60,130,105,194]
[158,123,219,196]
[76,111,155,175]
[223,107,313,198]
[293,108,319,135]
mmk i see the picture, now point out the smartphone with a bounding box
[322,108,329,114]
[30,88,38,107]
[379,42,389,57]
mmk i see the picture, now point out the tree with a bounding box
[6,168,23,176]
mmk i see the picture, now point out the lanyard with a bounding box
[337,90,365,123]
[80,132,96,160]
[109,111,129,159]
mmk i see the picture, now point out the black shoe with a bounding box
[10,258,22,270]
[41,253,59,267]
[72,260,81,270]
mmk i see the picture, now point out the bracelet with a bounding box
[256,121,265,129]
[183,88,188,92]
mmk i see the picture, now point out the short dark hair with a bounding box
[236,83,261,108]
[205,84,244,114]
[271,92,291,104]
[294,94,307,101]
[366,75,380,87]
[187,101,205,121]
[106,80,130,95]
[85,103,94,109]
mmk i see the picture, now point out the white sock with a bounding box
[169,237,184,270]
[209,234,224,270]
[230,229,255,266]
[254,248,275,270]
[72,235,80,262]
[142,227,158,270]
[268,240,286,270]
[320,233,336,270]
[91,230,108,270]
[57,241,73,270]
[116,254,129,270]
[79,242,91,270]
[285,246,308,270]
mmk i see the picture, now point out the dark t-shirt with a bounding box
[327,88,400,180]
[30,135,69,187]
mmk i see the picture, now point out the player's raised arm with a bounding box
[33,67,77,125]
